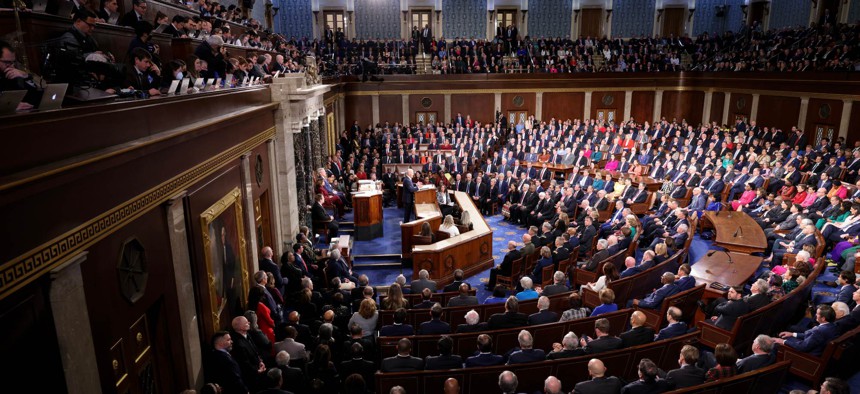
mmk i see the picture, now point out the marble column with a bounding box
[652,90,664,121]
[702,91,713,125]
[623,91,633,121]
[309,117,323,171]
[494,93,502,115]
[337,96,346,134]
[371,94,380,126]
[294,125,309,227]
[722,93,731,125]
[535,92,543,120]
[583,91,592,120]
[401,94,410,125]
[798,97,810,130]
[319,113,329,157]
[165,194,203,389]
[50,252,102,394]
[750,94,760,121]
[240,153,260,273]
[444,94,452,123]
[266,139,284,256]
[839,100,853,141]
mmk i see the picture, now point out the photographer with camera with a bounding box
[194,35,227,80]
[0,40,39,111]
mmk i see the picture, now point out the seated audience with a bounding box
[381,338,424,372]
[621,358,673,394]
[655,307,688,341]
[630,272,677,309]
[424,335,464,370]
[465,334,504,368]
[542,271,570,296]
[620,311,655,348]
[580,317,623,354]
[591,288,618,317]
[528,296,559,325]
[560,291,591,321]
[447,283,479,307]
[507,330,546,364]
[666,345,705,389]
[705,343,738,382]
[515,276,539,301]
[418,303,451,335]
[573,358,624,394]
[379,308,414,337]
[736,334,775,373]
[488,296,528,329]
[456,309,488,333]
[547,331,585,360]
[774,304,839,356]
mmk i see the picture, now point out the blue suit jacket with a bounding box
[402,176,418,204]
[674,276,696,293]
[380,324,415,337]
[638,283,678,309]
[507,349,546,364]
[655,322,688,341]
[419,319,451,335]
[837,285,857,309]
[785,322,839,356]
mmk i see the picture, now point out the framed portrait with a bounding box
[200,187,249,330]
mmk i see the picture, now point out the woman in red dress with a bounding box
[315,178,345,219]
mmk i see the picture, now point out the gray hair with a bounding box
[597,239,608,249]
[553,271,565,283]
[206,34,224,47]
[517,329,534,348]
[562,331,579,349]
[752,279,769,294]
[330,249,341,259]
[754,334,774,353]
[520,276,533,289]
[465,309,480,325]
[537,296,550,310]
[275,350,290,366]
[833,301,850,317]
[419,269,430,279]
[395,274,407,286]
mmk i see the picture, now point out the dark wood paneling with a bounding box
[805,98,843,140]
[345,95,373,128]
[848,101,860,144]
[631,91,654,123]
[709,92,725,125]
[83,207,185,393]
[757,95,801,133]
[729,92,753,120]
[379,95,404,125]
[543,92,585,121]
[409,94,445,123]
[502,92,536,116]
[451,93,494,123]
[661,91,704,125]
[590,91,625,120]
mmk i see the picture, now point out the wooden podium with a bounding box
[352,191,384,240]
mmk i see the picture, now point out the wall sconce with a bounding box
[740,4,748,18]
[402,10,408,22]
[272,7,279,17]
[605,9,612,22]
[763,4,770,15]
[574,9,580,22]
[435,10,441,23]
[687,8,695,21]
[657,9,664,22]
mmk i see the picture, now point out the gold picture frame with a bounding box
[200,187,248,330]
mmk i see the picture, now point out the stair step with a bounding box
[352,261,402,268]
[354,253,402,259]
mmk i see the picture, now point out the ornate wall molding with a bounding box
[0,128,276,302]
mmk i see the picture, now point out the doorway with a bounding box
[580,8,603,38]
[661,7,685,37]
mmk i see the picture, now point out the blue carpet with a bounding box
[350,207,405,256]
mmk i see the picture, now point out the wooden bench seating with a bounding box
[666,360,791,394]
[581,250,684,310]
[376,287,574,330]
[377,309,633,360]
[637,284,707,331]
[697,261,825,355]
[571,249,627,288]
[379,288,478,308]
[375,330,700,394]
[776,324,860,386]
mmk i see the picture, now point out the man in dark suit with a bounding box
[380,338,424,372]
[447,283,479,307]
[118,0,147,27]
[380,308,415,337]
[507,330,546,364]
[736,334,775,373]
[275,350,305,393]
[228,316,266,392]
[442,269,471,292]
[572,358,624,394]
[312,194,339,236]
[487,241,521,290]
[457,310,489,333]
[655,307,688,341]
[580,239,609,272]
[424,336,464,370]
[710,286,750,330]
[162,15,188,38]
[622,358,673,393]
[666,345,705,389]
[620,311,655,348]
[528,296,559,325]
[620,253,654,278]
[259,246,285,296]
[835,271,857,309]
[581,318,623,354]
[630,272,677,309]
[487,296,528,330]
[745,279,771,311]
[418,304,451,335]
[126,47,162,97]
[546,331,586,360]
[774,304,840,356]
[412,288,435,309]
[402,168,419,223]
[465,334,505,367]
[207,331,248,394]
[542,271,570,296]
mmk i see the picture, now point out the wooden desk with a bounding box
[411,191,494,287]
[396,182,437,208]
[702,211,767,254]
[691,250,762,322]
[351,191,383,241]
[400,188,442,260]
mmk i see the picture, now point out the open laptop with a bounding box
[206,78,215,88]
[0,91,27,115]
[67,86,117,102]
[154,24,169,34]
[38,83,68,111]
[241,77,249,87]
[214,78,222,89]
[179,78,190,94]
[107,12,120,25]
[32,0,48,13]
[272,70,280,78]
[193,78,205,89]
[166,80,180,95]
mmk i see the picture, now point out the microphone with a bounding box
[732,226,739,238]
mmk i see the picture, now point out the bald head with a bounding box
[588,358,607,378]
[261,246,273,258]
[231,316,249,334]
[630,311,646,327]
[544,376,562,394]
[444,378,460,394]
